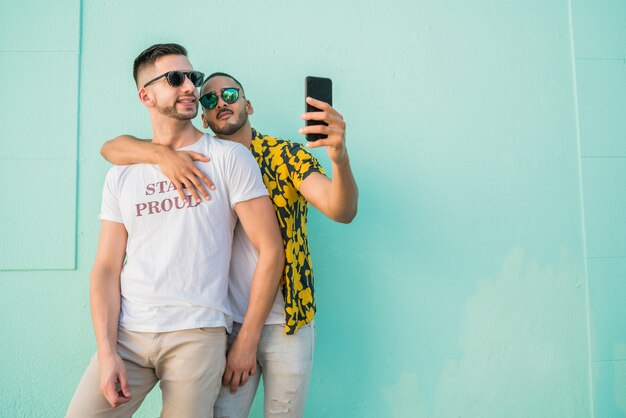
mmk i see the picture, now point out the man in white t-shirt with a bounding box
[65,43,284,418]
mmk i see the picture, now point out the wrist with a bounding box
[236,325,262,346]
[152,143,172,164]
[96,336,118,357]
[97,347,117,359]
[332,149,350,166]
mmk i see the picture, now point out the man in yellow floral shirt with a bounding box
[101,72,358,417]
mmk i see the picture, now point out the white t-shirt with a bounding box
[99,134,268,333]
[229,221,285,325]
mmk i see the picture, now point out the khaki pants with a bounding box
[66,327,227,418]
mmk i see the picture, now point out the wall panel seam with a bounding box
[568,0,595,416]
[72,0,85,271]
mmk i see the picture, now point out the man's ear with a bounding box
[201,113,209,129]
[245,99,254,116]
[138,87,153,107]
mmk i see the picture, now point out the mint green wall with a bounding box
[0,0,79,269]
[572,1,626,416]
[1,0,624,417]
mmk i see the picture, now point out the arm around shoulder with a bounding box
[100,135,214,203]
[100,134,162,165]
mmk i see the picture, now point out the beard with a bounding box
[208,109,248,136]
[155,99,198,120]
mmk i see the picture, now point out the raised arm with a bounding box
[223,195,284,393]
[101,135,165,166]
[100,135,214,203]
[299,98,359,223]
[89,220,130,407]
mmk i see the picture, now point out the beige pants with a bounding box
[66,327,227,418]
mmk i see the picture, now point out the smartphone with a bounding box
[305,76,332,141]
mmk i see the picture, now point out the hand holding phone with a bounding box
[300,78,349,164]
[304,76,332,141]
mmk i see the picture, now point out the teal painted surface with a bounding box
[571,0,626,58]
[571,0,626,416]
[0,0,80,51]
[0,0,79,270]
[0,52,79,159]
[587,259,626,362]
[0,160,77,269]
[576,60,626,157]
[592,361,626,417]
[3,0,626,416]
[581,159,626,257]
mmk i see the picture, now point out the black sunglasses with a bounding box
[143,70,205,88]
[199,88,240,109]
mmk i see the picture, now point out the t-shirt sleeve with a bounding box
[284,142,326,190]
[99,168,123,223]
[226,144,269,208]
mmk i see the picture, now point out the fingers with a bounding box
[119,370,131,398]
[300,111,346,127]
[224,364,244,393]
[193,167,215,192]
[161,151,215,202]
[188,167,215,199]
[222,367,233,386]
[223,339,257,394]
[184,152,216,198]
[102,381,119,406]
[305,97,338,114]
[300,124,341,135]
[186,177,207,203]
[98,355,131,408]
[175,172,209,203]
[239,371,249,388]
[185,182,202,204]
[240,362,256,385]
[223,365,240,393]
[305,139,328,148]
[300,126,344,146]
[173,181,187,203]
[222,367,254,393]
[229,370,243,393]
[102,380,131,408]
[170,167,203,202]
[301,108,345,147]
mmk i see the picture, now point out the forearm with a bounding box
[101,135,166,165]
[90,267,122,357]
[239,247,284,340]
[327,155,359,223]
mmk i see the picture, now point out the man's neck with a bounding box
[215,124,254,149]
[152,119,203,149]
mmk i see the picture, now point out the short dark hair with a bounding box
[133,43,188,85]
[201,72,245,94]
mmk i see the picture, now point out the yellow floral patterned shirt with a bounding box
[250,129,325,334]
